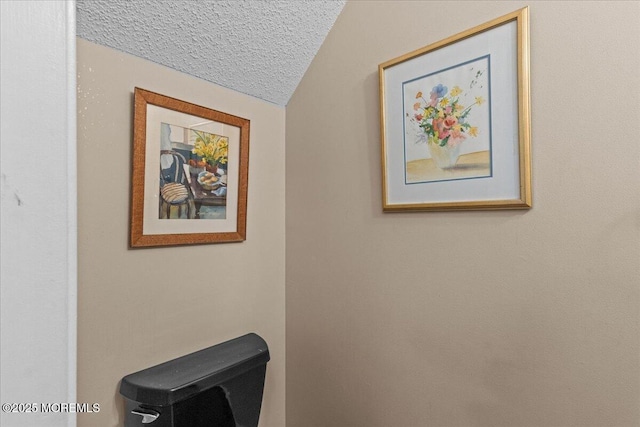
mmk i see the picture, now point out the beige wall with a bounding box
[77,39,285,427]
[286,1,640,426]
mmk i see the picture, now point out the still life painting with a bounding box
[130,88,250,247]
[379,7,531,211]
[159,123,229,221]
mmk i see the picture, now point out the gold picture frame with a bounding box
[130,88,250,247]
[379,7,531,211]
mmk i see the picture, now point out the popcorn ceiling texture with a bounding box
[76,0,345,106]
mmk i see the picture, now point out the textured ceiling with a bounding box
[76,0,345,106]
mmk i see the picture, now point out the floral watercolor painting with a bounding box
[379,8,530,211]
[403,56,491,184]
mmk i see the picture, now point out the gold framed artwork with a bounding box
[130,88,250,247]
[379,7,531,211]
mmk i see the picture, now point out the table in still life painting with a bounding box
[158,123,229,220]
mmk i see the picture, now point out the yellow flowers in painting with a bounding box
[192,131,228,166]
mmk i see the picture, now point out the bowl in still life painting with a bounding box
[197,171,222,191]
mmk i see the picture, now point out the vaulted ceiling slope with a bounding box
[76,0,345,106]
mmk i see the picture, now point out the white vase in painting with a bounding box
[428,136,464,169]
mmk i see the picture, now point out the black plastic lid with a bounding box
[119,333,270,406]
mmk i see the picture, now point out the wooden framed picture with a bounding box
[130,88,250,247]
[379,7,531,211]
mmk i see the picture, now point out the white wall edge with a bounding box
[66,2,78,426]
[0,1,77,426]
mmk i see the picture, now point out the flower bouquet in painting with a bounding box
[412,83,484,169]
[190,131,229,174]
[404,59,491,184]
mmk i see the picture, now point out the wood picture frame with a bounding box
[130,88,250,247]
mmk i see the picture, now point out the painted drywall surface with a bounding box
[286,1,640,426]
[1,2,77,426]
[77,39,285,427]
